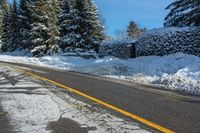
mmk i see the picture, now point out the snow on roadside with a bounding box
[0,52,200,95]
[0,66,149,133]
[0,67,60,132]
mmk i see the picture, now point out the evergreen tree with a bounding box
[0,0,8,10]
[58,0,105,53]
[127,21,142,39]
[164,0,200,27]
[28,0,59,57]
[58,0,85,52]
[0,0,7,51]
[3,0,19,52]
[82,0,105,52]
[0,5,3,50]
[18,0,33,50]
[1,0,9,52]
[45,0,60,55]
[58,0,73,52]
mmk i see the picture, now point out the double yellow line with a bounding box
[10,65,174,133]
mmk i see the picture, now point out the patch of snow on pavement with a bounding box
[0,52,200,95]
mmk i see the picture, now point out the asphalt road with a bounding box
[1,61,200,133]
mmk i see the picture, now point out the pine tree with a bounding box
[0,0,7,51]
[127,21,142,39]
[164,0,200,27]
[1,0,9,52]
[28,0,59,57]
[45,0,60,55]
[18,0,33,50]
[3,0,19,52]
[0,6,3,50]
[0,0,8,10]
[58,0,105,53]
[58,0,73,52]
[58,0,85,52]
[82,0,105,52]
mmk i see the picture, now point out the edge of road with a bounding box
[0,60,199,102]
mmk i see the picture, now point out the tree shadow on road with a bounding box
[0,71,28,86]
[0,70,47,95]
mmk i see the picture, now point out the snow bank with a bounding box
[0,52,200,95]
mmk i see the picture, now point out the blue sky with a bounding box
[94,0,173,36]
[10,0,173,36]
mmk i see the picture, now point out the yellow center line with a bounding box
[8,65,175,133]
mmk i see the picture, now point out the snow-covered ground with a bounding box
[0,66,149,133]
[0,52,200,95]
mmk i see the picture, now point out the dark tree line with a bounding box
[0,0,105,56]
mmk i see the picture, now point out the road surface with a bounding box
[0,61,200,133]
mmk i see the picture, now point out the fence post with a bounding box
[129,42,137,58]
